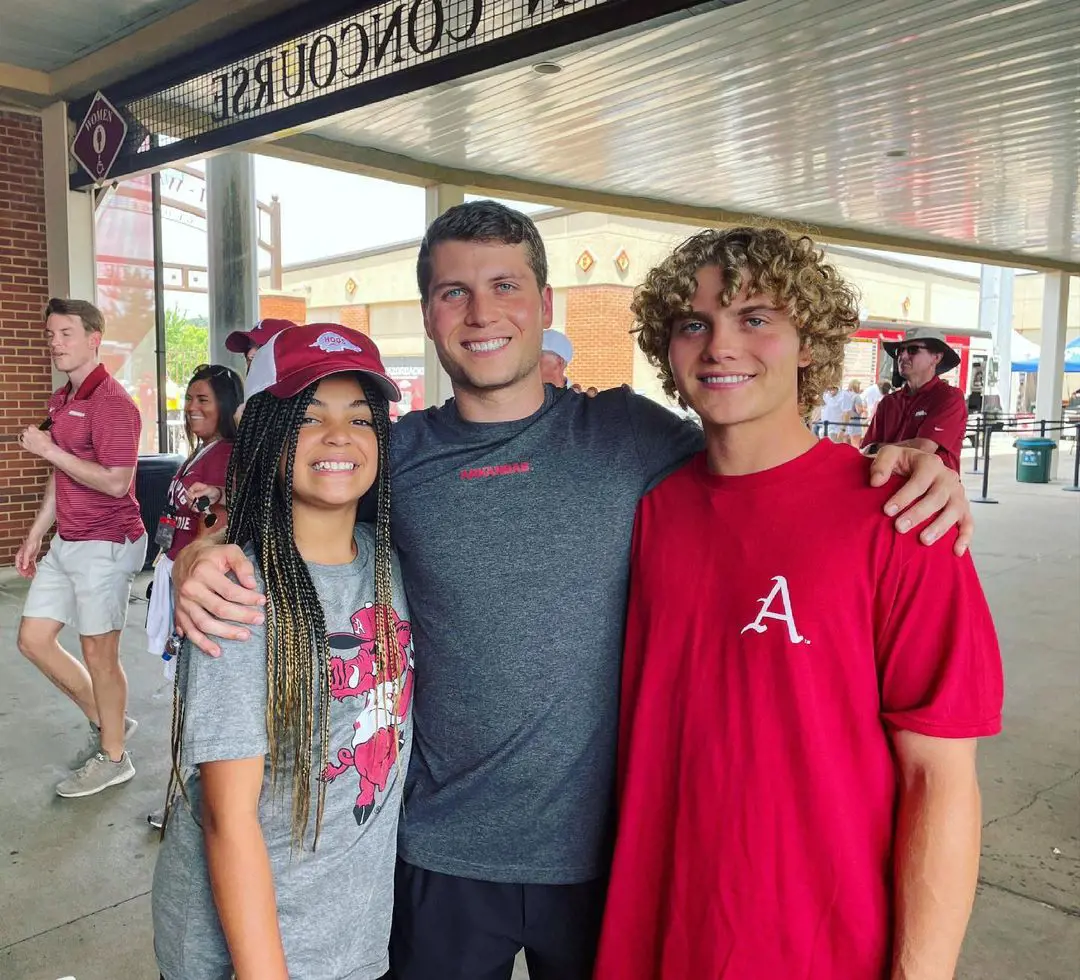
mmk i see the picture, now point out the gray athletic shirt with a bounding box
[390,385,702,883]
[152,526,413,980]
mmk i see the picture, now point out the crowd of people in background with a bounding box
[13,204,999,980]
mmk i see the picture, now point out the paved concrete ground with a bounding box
[1,447,1077,980]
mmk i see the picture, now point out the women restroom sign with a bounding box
[71,92,128,182]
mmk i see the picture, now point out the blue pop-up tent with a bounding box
[1011,335,1080,373]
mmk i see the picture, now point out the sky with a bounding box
[156,153,1009,320]
[254,155,551,266]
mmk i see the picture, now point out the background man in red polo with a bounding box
[863,327,969,471]
[16,298,147,798]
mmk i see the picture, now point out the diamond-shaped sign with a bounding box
[576,250,595,274]
[345,277,358,295]
[71,92,128,183]
[614,248,630,274]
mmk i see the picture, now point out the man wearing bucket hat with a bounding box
[863,327,968,472]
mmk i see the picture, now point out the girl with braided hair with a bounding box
[151,324,412,980]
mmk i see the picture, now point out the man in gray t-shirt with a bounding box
[153,528,412,980]
[176,202,969,980]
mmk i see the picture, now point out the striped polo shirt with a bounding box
[47,363,145,544]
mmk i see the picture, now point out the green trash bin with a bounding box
[1014,438,1056,484]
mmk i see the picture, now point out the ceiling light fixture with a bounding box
[884,148,909,159]
[533,62,562,75]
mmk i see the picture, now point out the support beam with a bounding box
[421,185,461,411]
[1034,274,1071,479]
[206,153,258,373]
[0,62,52,109]
[979,265,1015,413]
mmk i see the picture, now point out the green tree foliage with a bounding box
[165,306,210,388]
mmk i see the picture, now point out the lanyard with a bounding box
[176,438,221,480]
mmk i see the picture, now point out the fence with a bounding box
[813,413,1080,501]
[965,414,1080,504]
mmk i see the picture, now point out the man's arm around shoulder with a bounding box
[622,389,704,486]
[173,531,266,657]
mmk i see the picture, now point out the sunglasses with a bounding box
[192,364,236,378]
[895,344,930,357]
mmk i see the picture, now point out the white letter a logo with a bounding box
[740,575,806,644]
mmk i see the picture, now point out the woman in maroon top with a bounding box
[146,364,243,828]
[161,366,243,562]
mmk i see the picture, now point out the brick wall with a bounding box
[0,111,52,565]
[338,304,370,335]
[565,285,636,390]
[258,292,307,323]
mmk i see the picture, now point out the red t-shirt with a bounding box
[863,376,968,471]
[163,439,233,560]
[47,364,145,544]
[594,440,1002,980]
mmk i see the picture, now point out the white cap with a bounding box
[542,329,573,365]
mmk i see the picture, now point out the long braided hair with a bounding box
[165,372,396,851]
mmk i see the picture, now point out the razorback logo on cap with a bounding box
[311,330,364,355]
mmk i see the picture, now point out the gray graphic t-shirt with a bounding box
[152,526,413,980]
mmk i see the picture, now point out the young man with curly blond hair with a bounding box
[593,227,1004,980]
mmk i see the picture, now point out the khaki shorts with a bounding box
[23,534,147,637]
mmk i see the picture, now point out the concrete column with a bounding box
[422,184,462,409]
[206,153,258,373]
[997,269,1015,410]
[978,265,1017,413]
[1034,273,1070,478]
[41,101,96,387]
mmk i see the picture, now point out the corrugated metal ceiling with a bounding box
[305,0,1080,264]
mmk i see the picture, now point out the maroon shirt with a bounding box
[863,376,968,471]
[47,363,145,544]
[163,439,232,560]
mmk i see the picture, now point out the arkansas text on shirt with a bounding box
[46,363,144,544]
[594,439,1003,980]
[863,375,968,471]
[163,440,233,560]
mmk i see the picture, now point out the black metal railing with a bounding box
[813,413,1080,498]
[963,415,1079,503]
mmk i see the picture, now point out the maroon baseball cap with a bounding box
[225,317,296,354]
[245,323,401,402]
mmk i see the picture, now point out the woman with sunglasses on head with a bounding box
[146,363,244,829]
[152,325,413,980]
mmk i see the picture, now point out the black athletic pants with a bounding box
[389,860,607,980]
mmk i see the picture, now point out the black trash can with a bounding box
[135,453,184,569]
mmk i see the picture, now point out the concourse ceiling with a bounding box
[273,0,1080,269]
[0,0,309,106]
[0,1,202,72]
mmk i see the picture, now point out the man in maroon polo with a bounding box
[16,298,147,798]
[863,328,969,472]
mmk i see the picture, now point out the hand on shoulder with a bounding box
[867,445,972,556]
[173,538,266,657]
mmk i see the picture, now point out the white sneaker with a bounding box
[56,751,135,798]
